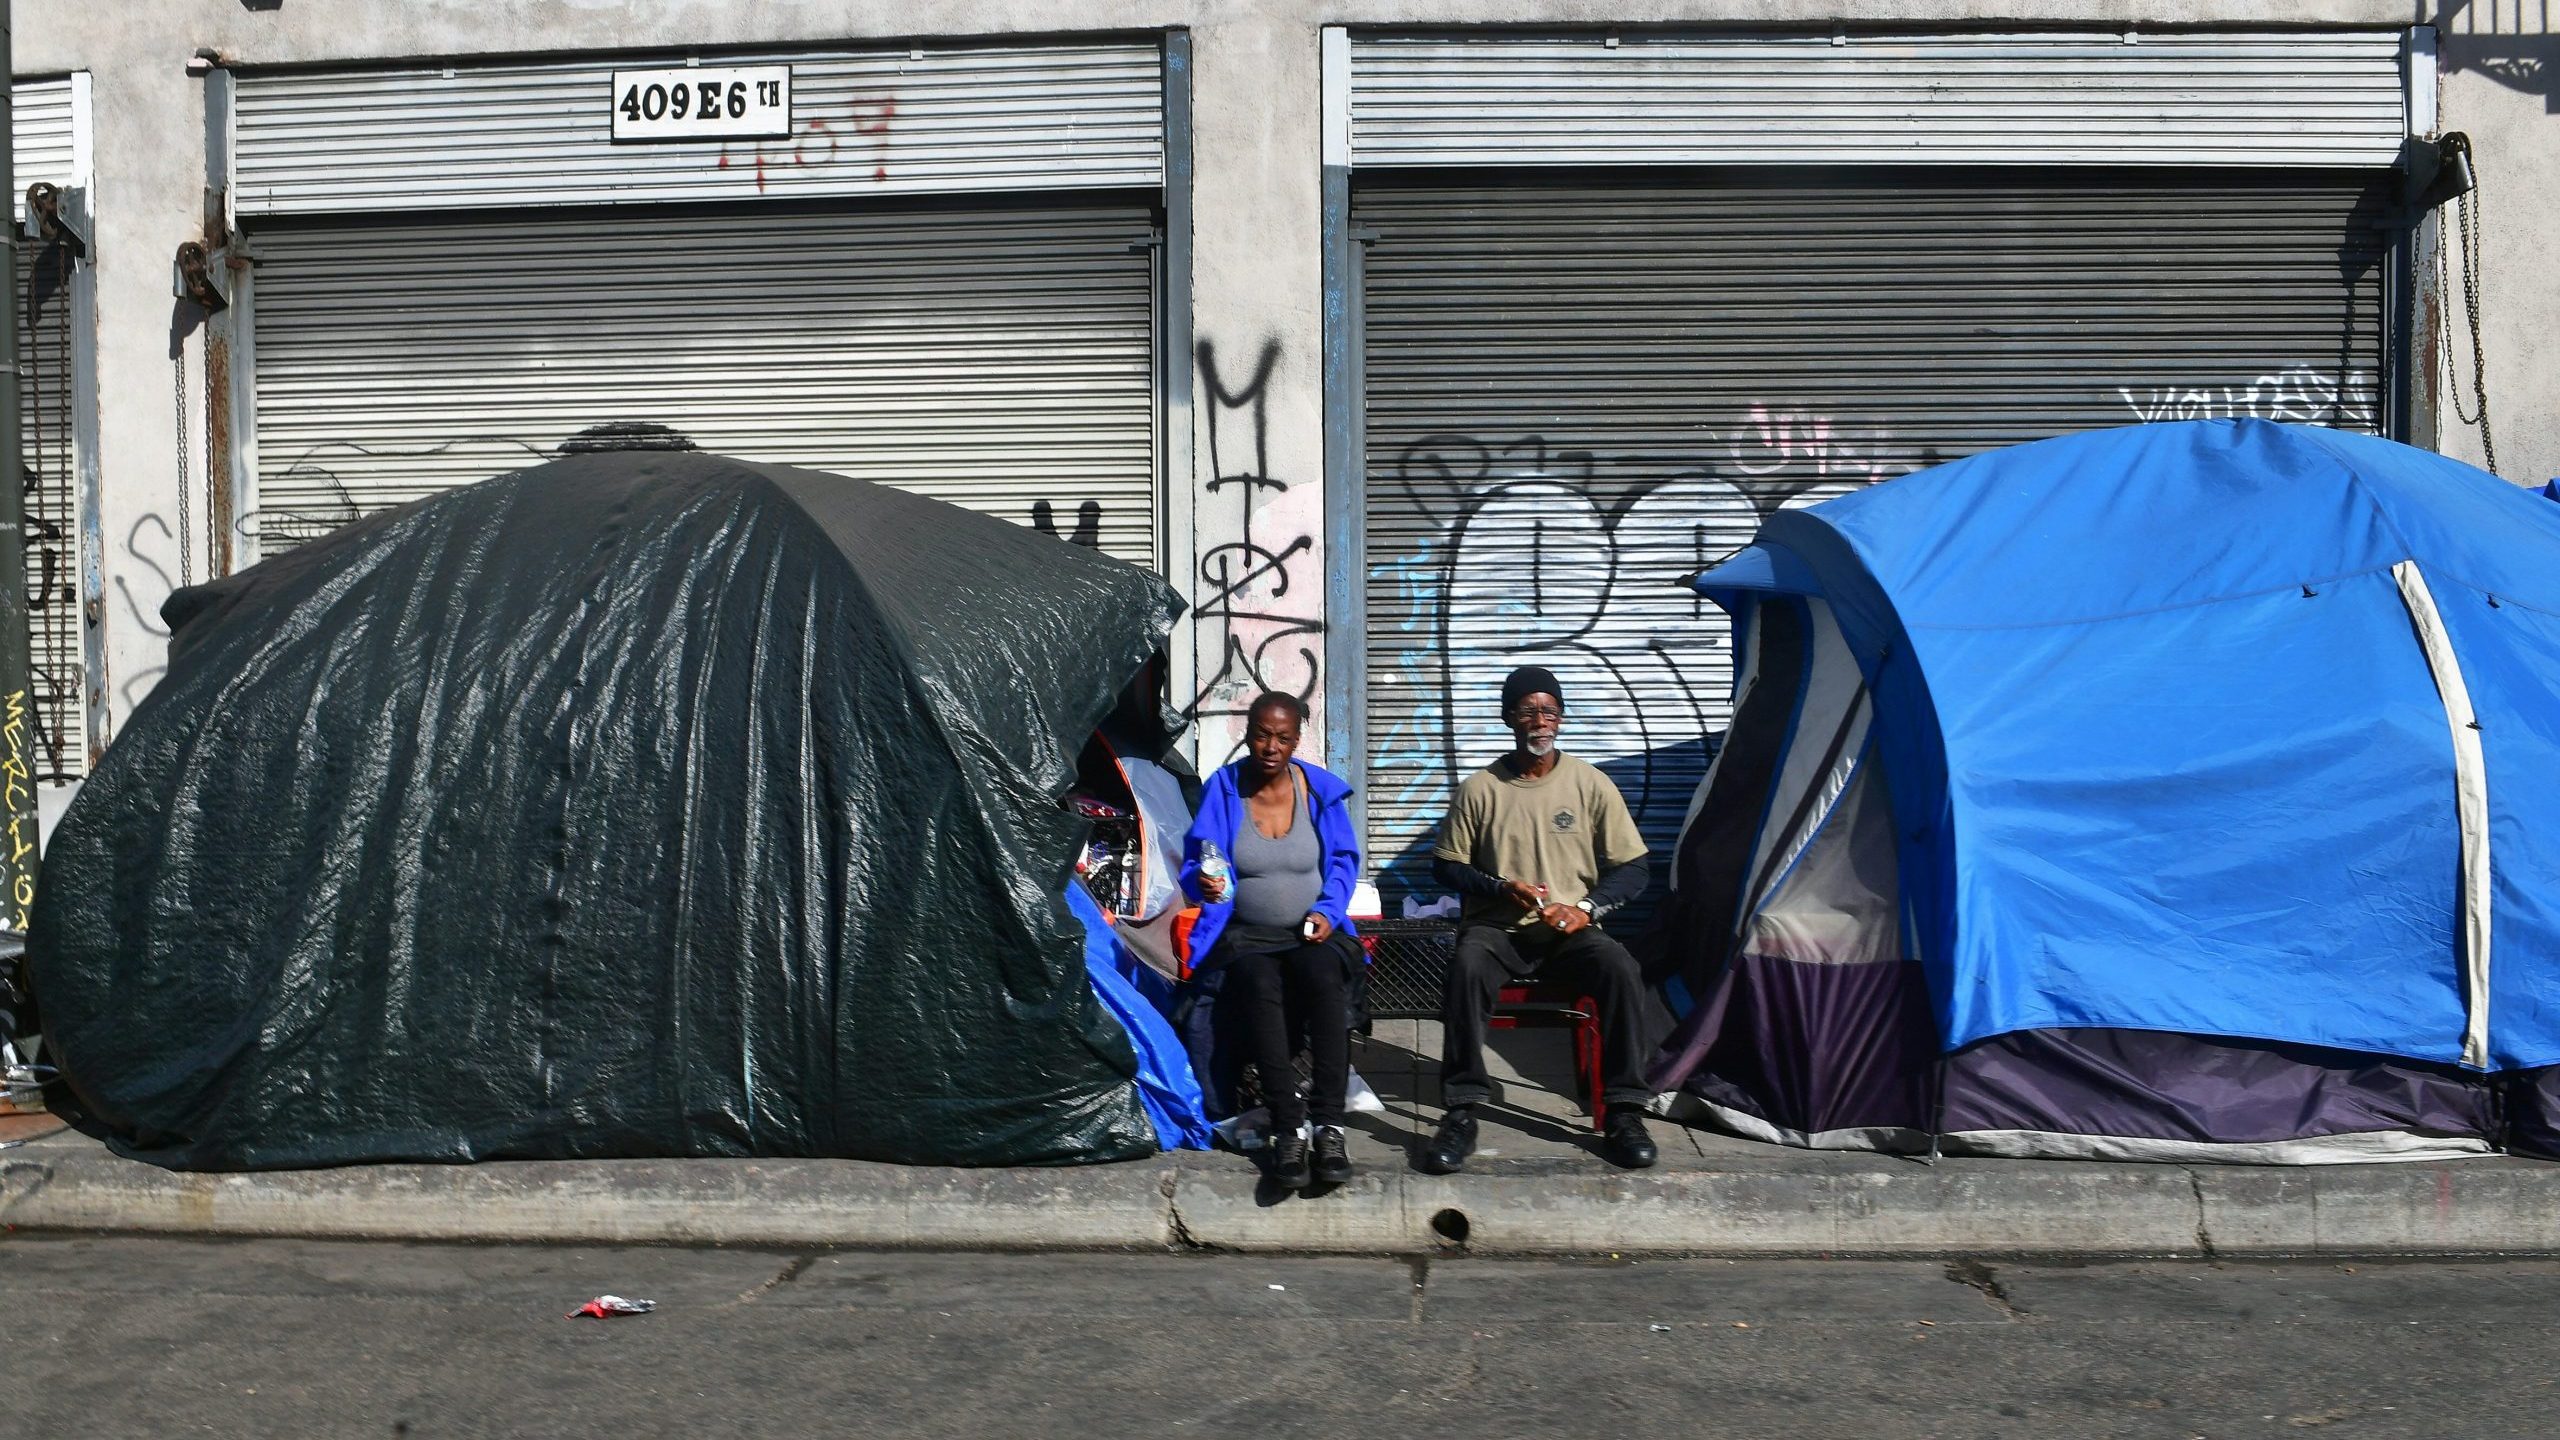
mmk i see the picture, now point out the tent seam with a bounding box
[1902,563,2404,633]
[1951,1015,2478,1067]
[2371,567,2560,620]
[2290,421,2425,560]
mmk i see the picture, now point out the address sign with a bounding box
[611,66,793,142]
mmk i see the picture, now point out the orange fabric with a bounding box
[1172,906,1203,980]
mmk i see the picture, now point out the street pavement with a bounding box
[6,1232,2559,1438]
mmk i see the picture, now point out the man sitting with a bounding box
[1422,665,1657,1172]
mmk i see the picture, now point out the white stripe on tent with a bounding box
[1940,1127,2493,1165]
[2393,560,2492,1070]
[1654,1092,2496,1165]
[1649,1092,1931,1153]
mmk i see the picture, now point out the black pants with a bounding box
[1222,930,1354,1131]
[1440,922,1653,1109]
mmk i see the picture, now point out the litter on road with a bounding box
[567,1296,657,1320]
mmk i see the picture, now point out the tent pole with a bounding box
[1923,1055,1946,1166]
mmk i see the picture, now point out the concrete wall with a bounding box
[2433,3,2560,488]
[18,0,2547,779]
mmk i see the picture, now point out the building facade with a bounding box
[21,1,2556,911]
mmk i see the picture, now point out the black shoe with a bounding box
[1268,1130,1312,1188]
[1312,1125,1354,1184]
[1420,1107,1477,1175]
[1601,1108,1659,1170]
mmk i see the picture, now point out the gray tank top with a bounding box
[1230,783,1323,929]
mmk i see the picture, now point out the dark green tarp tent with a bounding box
[31,451,1183,1169]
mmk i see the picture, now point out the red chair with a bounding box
[1490,981,1608,1132]
[1357,916,1610,1132]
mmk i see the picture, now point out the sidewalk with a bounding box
[9,1024,2560,1258]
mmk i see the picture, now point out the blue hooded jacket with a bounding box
[1177,757,1363,971]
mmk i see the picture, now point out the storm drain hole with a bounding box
[1430,1208,1472,1246]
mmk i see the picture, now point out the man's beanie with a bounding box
[1501,665,1563,715]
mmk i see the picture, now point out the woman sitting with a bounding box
[1179,691,1364,1189]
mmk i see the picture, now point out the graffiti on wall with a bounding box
[111,514,178,710]
[2117,365,2381,429]
[718,97,899,193]
[247,434,558,557]
[1183,340,1324,762]
[1364,412,1911,910]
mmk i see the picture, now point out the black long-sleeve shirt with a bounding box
[1432,852,1650,920]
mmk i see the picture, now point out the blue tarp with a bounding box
[1067,883,1213,1150]
[1696,420,2560,1070]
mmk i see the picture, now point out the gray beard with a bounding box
[1520,738,1556,758]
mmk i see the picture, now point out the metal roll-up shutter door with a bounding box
[13,78,77,222]
[234,42,1164,216]
[16,76,85,779]
[1359,175,2392,909]
[1345,31,2409,169]
[250,202,1158,565]
[18,210,82,781]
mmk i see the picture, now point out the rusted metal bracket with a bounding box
[22,183,88,260]
[172,240,229,312]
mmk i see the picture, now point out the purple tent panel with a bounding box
[1657,947,2497,1159]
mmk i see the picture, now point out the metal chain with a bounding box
[2437,185,2498,477]
[206,327,223,578]
[173,343,194,588]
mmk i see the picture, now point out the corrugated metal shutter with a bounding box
[18,209,84,779]
[234,42,1163,217]
[13,77,77,222]
[1359,176,2392,910]
[15,75,85,777]
[14,79,75,187]
[249,203,1158,565]
[1348,32,2408,169]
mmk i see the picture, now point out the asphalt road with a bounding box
[5,1233,2556,1438]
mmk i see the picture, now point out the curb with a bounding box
[2,1142,1178,1250]
[1167,1161,2560,1258]
[9,1133,2560,1257]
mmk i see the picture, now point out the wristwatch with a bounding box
[1574,899,1597,918]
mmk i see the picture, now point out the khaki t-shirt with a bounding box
[1432,753,1649,930]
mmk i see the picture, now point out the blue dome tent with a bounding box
[1648,420,2560,1162]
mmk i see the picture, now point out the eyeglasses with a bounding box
[1509,705,1563,723]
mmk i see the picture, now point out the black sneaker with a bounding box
[1420,1107,1477,1175]
[1601,1108,1659,1170]
[1268,1130,1312,1188]
[1312,1125,1354,1184]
